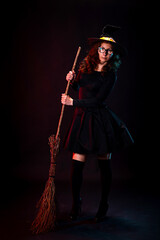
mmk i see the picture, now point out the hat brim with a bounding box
[87,38,127,57]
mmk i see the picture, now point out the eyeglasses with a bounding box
[98,47,113,55]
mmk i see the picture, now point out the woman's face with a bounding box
[98,42,113,65]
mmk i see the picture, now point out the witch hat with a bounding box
[88,25,127,56]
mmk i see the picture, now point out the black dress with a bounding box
[64,70,134,154]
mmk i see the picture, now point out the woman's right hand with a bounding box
[66,70,76,82]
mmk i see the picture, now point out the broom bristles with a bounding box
[31,134,59,234]
[31,177,56,234]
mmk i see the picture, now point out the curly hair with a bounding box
[79,41,121,73]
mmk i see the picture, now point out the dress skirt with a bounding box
[64,106,134,154]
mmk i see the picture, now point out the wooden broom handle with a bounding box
[55,46,81,139]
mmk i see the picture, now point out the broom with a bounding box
[31,46,81,234]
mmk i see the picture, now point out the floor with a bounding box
[1,176,159,240]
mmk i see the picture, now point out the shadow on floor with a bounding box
[0,178,160,240]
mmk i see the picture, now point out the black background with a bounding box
[1,0,155,200]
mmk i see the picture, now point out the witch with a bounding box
[61,25,134,222]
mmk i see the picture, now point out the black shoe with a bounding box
[69,198,82,220]
[94,203,109,223]
[94,213,106,223]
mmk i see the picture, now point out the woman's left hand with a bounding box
[61,93,73,106]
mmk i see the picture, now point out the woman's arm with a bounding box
[66,70,79,91]
[74,71,116,107]
[61,71,116,107]
[61,94,73,106]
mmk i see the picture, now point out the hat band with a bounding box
[100,36,116,43]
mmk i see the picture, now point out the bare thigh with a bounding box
[72,153,112,161]
[72,153,86,162]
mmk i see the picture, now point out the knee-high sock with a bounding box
[71,160,85,207]
[97,160,112,215]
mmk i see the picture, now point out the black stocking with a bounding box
[70,160,85,213]
[96,159,112,218]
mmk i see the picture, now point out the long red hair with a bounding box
[79,41,121,73]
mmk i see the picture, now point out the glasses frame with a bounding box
[98,47,114,55]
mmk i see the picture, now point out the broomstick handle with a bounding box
[55,46,81,139]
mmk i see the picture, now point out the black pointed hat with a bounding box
[88,25,127,56]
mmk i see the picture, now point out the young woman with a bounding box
[61,25,134,222]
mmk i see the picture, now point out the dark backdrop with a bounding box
[1,0,153,199]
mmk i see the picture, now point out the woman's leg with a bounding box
[72,153,86,162]
[70,153,86,220]
[95,153,112,222]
